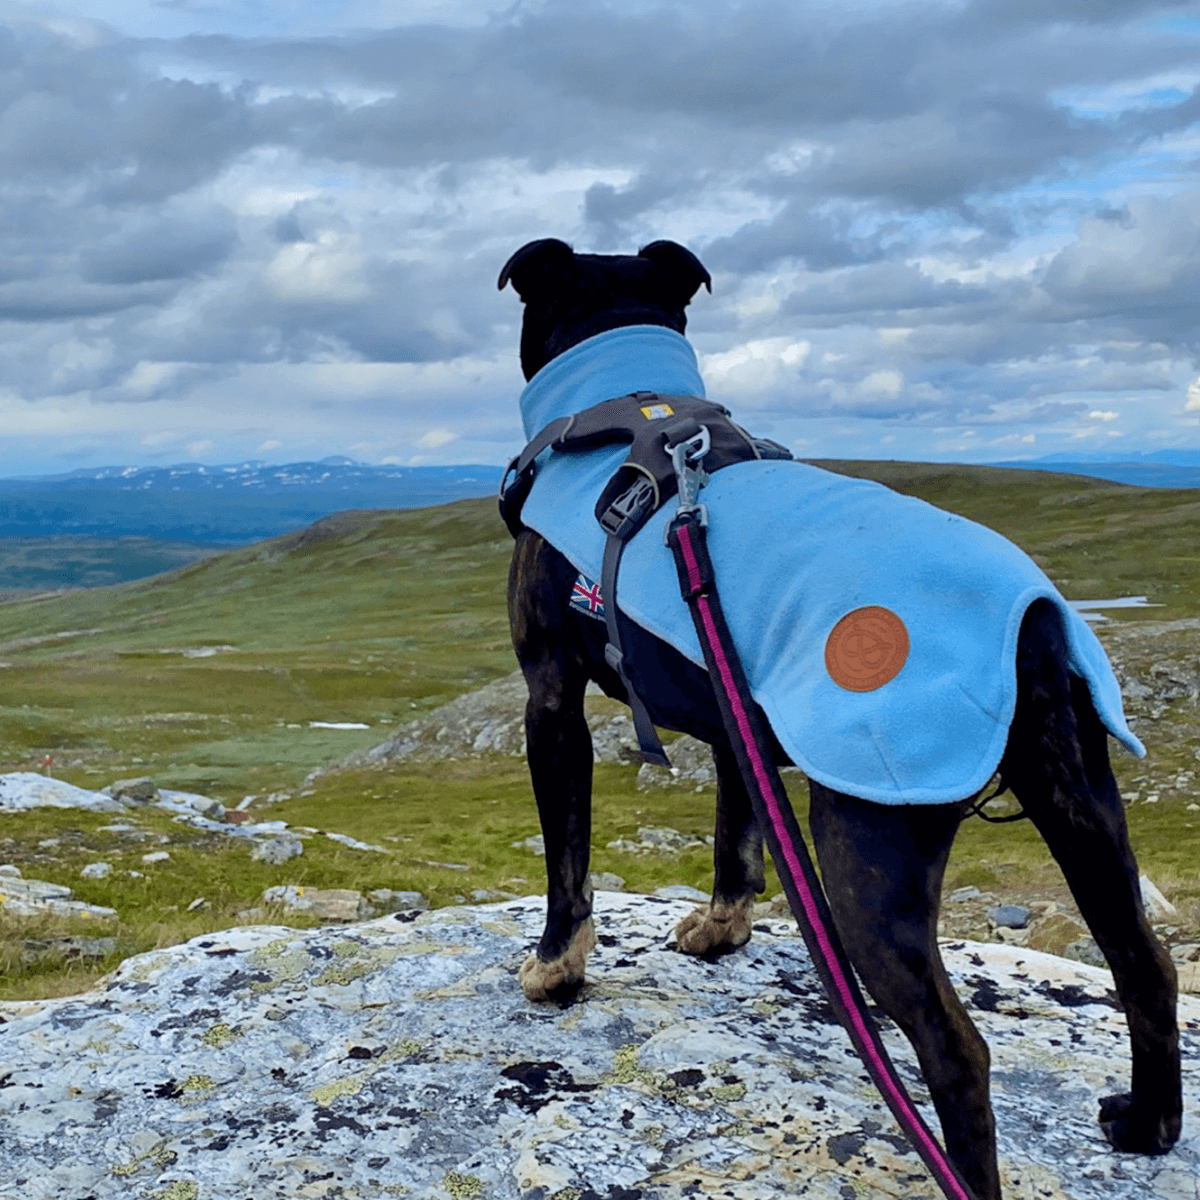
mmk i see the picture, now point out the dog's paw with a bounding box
[519,917,597,1001]
[1098,1091,1181,1155]
[674,897,754,958]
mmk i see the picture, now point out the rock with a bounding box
[1064,936,1108,969]
[1171,943,1200,964]
[635,735,717,790]
[607,826,708,855]
[0,864,21,878]
[322,673,647,775]
[365,889,429,915]
[186,898,207,912]
[589,872,626,892]
[325,832,389,853]
[222,809,256,825]
[1141,874,1179,921]
[987,904,1031,930]
[0,895,1194,1200]
[19,936,118,965]
[140,851,170,865]
[80,862,113,880]
[653,884,709,902]
[0,773,127,813]
[261,884,373,922]
[249,835,303,865]
[105,777,160,804]
[512,834,545,856]
[0,873,117,921]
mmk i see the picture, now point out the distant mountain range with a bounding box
[0,457,501,544]
[989,450,1200,489]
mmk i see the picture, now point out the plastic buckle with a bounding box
[599,475,658,540]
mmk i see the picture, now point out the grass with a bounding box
[0,465,1198,1000]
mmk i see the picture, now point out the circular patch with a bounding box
[824,606,910,692]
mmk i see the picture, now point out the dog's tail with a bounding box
[667,508,981,1200]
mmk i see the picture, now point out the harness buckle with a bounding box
[598,474,658,540]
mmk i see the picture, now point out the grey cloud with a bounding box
[80,207,239,284]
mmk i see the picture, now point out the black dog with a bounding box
[499,237,1181,1200]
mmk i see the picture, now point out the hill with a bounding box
[1,459,1198,797]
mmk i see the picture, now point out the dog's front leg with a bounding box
[675,743,765,956]
[510,532,597,1000]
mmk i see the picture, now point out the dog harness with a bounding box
[502,388,792,763]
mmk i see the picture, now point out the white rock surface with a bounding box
[0,894,1196,1200]
[0,773,127,813]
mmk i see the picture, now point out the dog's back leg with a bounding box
[675,743,766,955]
[1001,599,1181,1154]
[510,531,598,1000]
[809,782,1000,1200]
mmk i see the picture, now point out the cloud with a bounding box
[0,0,1197,476]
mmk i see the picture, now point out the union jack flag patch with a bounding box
[569,572,605,620]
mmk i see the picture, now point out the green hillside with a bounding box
[1,462,1198,796]
[0,462,1197,1001]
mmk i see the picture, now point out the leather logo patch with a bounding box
[825,606,909,692]
[640,403,674,419]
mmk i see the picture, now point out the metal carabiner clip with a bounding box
[667,424,711,527]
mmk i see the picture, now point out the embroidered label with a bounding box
[570,573,605,620]
[640,403,675,420]
[825,606,909,692]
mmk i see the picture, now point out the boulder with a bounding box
[0,895,1195,1200]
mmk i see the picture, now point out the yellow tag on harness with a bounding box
[640,403,674,419]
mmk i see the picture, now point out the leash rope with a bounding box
[663,441,979,1200]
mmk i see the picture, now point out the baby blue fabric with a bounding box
[518,326,1144,804]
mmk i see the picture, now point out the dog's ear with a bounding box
[637,240,713,301]
[498,238,576,299]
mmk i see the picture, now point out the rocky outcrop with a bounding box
[326,673,645,773]
[0,895,1196,1200]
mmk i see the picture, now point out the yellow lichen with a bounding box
[310,1076,365,1107]
[442,1171,484,1198]
[200,1023,238,1047]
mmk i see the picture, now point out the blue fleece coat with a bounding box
[518,326,1143,804]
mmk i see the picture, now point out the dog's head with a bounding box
[499,239,712,380]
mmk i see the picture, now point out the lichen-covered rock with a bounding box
[0,895,1196,1200]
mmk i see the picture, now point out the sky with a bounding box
[1,0,1198,477]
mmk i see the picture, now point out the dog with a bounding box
[498,237,1181,1200]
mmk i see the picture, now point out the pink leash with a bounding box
[665,506,979,1200]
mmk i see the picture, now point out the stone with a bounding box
[249,835,303,864]
[1064,936,1108,969]
[325,831,388,853]
[1141,874,1179,921]
[987,904,1031,929]
[513,834,545,856]
[653,884,709,902]
[106,777,160,804]
[0,872,117,921]
[635,736,717,790]
[0,895,1194,1200]
[80,862,113,880]
[140,851,170,864]
[261,884,372,922]
[365,889,429,914]
[589,872,626,892]
[20,936,117,965]
[0,773,127,813]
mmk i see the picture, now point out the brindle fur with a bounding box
[500,238,1181,1200]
